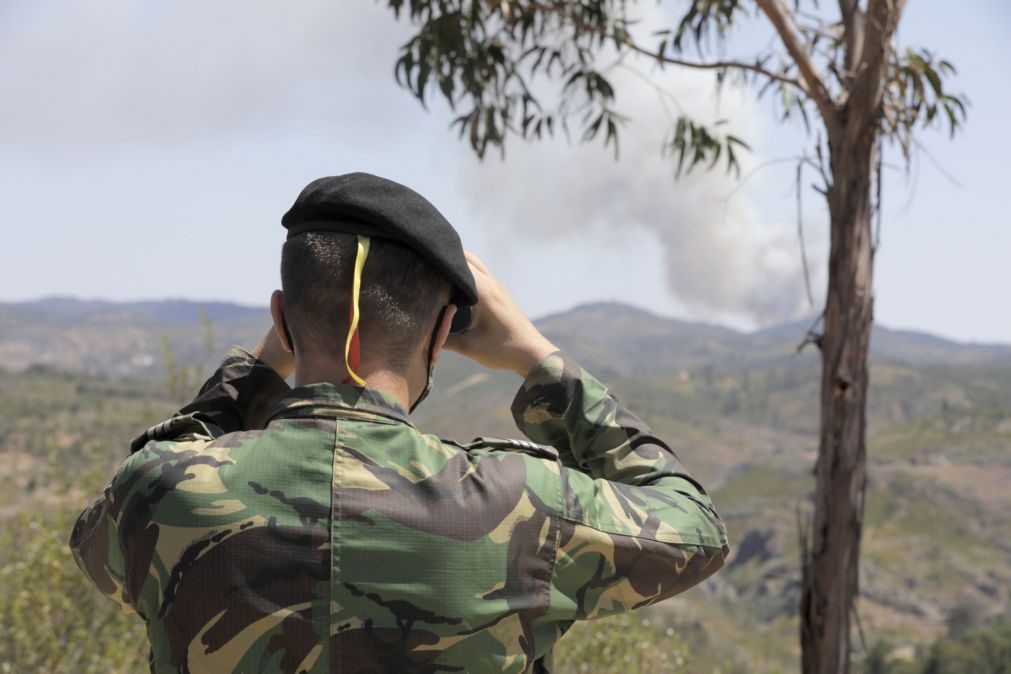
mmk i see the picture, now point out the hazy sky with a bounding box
[1,1,1008,343]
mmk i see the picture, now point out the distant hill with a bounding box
[538,302,1011,373]
[0,297,264,325]
[0,298,267,377]
[1,297,1008,378]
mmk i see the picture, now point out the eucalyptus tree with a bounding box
[384,1,966,671]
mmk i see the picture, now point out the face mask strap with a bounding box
[409,304,448,413]
[343,235,370,387]
[281,313,296,356]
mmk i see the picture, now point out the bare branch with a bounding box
[795,312,826,355]
[720,155,815,206]
[848,0,908,127]
[862,0,909,65]
[852,603,869,654]
[538,1,809,97]
[838,0,864,78]
[873,137,882,255]
[619,36,808,95]
[755,0,837,129]
[796,160,815,306]
[615,62,685,118]
[911,137,964,189]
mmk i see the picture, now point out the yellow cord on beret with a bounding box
[343,235,370,387]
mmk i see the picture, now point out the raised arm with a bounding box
[446,253,729,622]
[514,352,729,620]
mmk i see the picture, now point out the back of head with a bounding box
[281,232,450,372]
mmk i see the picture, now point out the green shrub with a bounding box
[0,510,147,673]
[553,612,692,673]
[918,619,1011,674]
[549,610,748,674]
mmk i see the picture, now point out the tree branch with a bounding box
[620,36,808,95]
[847,0,907,131]
[536,1,809,97]
[838,0,864,77]
[755,0,837,129]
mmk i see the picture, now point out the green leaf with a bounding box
[583,111,604,142]
[727,134,750,151]
[886,46,967,146]
[605,117,619,158]
[923,65,943,97]
[708,141,722,170]
[416,60,431,106]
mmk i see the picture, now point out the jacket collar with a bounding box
[266,383,414,428]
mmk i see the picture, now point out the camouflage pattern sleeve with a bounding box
[69,468,137,616]
[129,346,290,452]
[73,346,290,615]
[512,352,730,622]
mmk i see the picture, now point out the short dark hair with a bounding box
[280,232,450,371]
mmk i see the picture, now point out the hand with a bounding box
[445,252,558,378]
[252,326,295,380]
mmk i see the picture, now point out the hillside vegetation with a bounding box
[2,299,1010,672]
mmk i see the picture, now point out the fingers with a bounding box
[464,251,492,276]
[444,249,557,376]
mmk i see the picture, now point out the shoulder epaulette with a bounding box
[129,414,212,453]
[454,436,559,459]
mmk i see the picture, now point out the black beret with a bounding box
[282,173,477,332]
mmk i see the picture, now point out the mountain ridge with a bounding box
[1,297,1009,376]
[6,295,1009,344]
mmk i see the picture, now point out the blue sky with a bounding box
[1,1,1008,343]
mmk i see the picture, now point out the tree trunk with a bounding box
[800,123,877,674]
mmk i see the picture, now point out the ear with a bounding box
[269,290,294,354]
[430,304,457,365]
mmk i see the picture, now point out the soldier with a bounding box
[70,173,730,673]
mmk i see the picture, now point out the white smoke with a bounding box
[460,57,824,325]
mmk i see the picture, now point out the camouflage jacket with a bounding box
[70,347,729,673]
